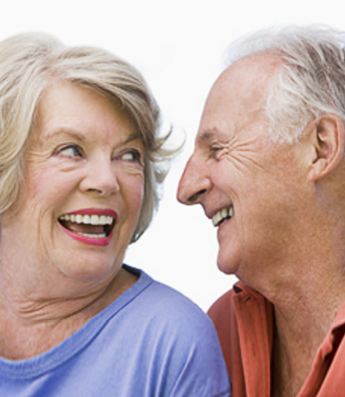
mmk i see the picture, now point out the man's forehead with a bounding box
[196,53,281,146]
[214,52,282,94]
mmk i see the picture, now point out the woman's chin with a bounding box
[55,255,119,283]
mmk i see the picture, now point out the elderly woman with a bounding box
[0,33,230,396]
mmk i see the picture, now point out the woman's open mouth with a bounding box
[58,210,117,246]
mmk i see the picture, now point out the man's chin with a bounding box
[216,253,238,275]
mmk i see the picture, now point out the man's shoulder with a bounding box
[207,280,270,332]
[207,287,236,337]
[207,282,245,320]
[208,280,263,318]
[209,288,236,310]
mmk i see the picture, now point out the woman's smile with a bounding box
[58,208,117,246]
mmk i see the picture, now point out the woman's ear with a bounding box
[307,114,345,183]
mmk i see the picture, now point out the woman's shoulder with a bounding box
[123,265,215,333]
[114,266,231,396]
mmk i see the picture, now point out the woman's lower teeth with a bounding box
[78,232,106,238]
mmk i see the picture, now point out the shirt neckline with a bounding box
[0,265,153,379]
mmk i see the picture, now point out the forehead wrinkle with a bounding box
[36,127,142,149]
[33,127,86,145]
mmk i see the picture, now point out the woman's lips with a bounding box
[60,226,114,246]
[63,208,117,217]
[58,208,117,246]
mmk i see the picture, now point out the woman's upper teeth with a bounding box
[59,214,114,225]
[212,207,234,227]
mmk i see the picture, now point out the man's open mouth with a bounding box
[58,213,115,238]
[212,206,234,227]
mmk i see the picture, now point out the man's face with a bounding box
[178,54,310,286]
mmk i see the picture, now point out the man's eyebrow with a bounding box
[197,130,216,145]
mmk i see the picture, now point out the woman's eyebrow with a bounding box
[43,128,86,143]
[121,131,142,145]
[41,127,142,148]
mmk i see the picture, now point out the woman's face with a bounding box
[0,81,145,296]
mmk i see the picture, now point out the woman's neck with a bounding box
[0,267,138,360]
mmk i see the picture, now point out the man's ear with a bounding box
[307,114,345,183]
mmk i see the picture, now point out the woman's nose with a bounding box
[80,158,120,196]
[177,154,210,205]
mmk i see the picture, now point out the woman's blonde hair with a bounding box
[0,32,173,242]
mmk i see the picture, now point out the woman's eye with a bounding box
[120,150,142,163]
[59,145,83,158]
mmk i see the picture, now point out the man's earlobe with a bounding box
[307,114,345,182]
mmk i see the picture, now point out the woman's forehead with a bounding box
[33,81,137,138]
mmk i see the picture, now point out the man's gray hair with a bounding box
[225,25,345,144]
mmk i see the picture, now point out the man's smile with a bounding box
[212,206,234,227]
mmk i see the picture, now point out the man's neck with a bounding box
[269,267,345,397]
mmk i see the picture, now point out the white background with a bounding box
[1,0,344,310]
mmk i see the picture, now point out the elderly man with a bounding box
[178,26,345,397]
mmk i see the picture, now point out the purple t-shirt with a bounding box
[0,266,231,396]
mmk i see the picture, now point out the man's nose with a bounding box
[177,154,211,205]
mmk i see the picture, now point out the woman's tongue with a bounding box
[63,221,104,235]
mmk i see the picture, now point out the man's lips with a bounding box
[212,206,234,227]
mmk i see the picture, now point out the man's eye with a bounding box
[210,146,223,159]
[59,145,83,158]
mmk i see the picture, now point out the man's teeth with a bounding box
[59,214,114,225]
[212,207,234,227]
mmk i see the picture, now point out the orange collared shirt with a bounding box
[208,281,345,397]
